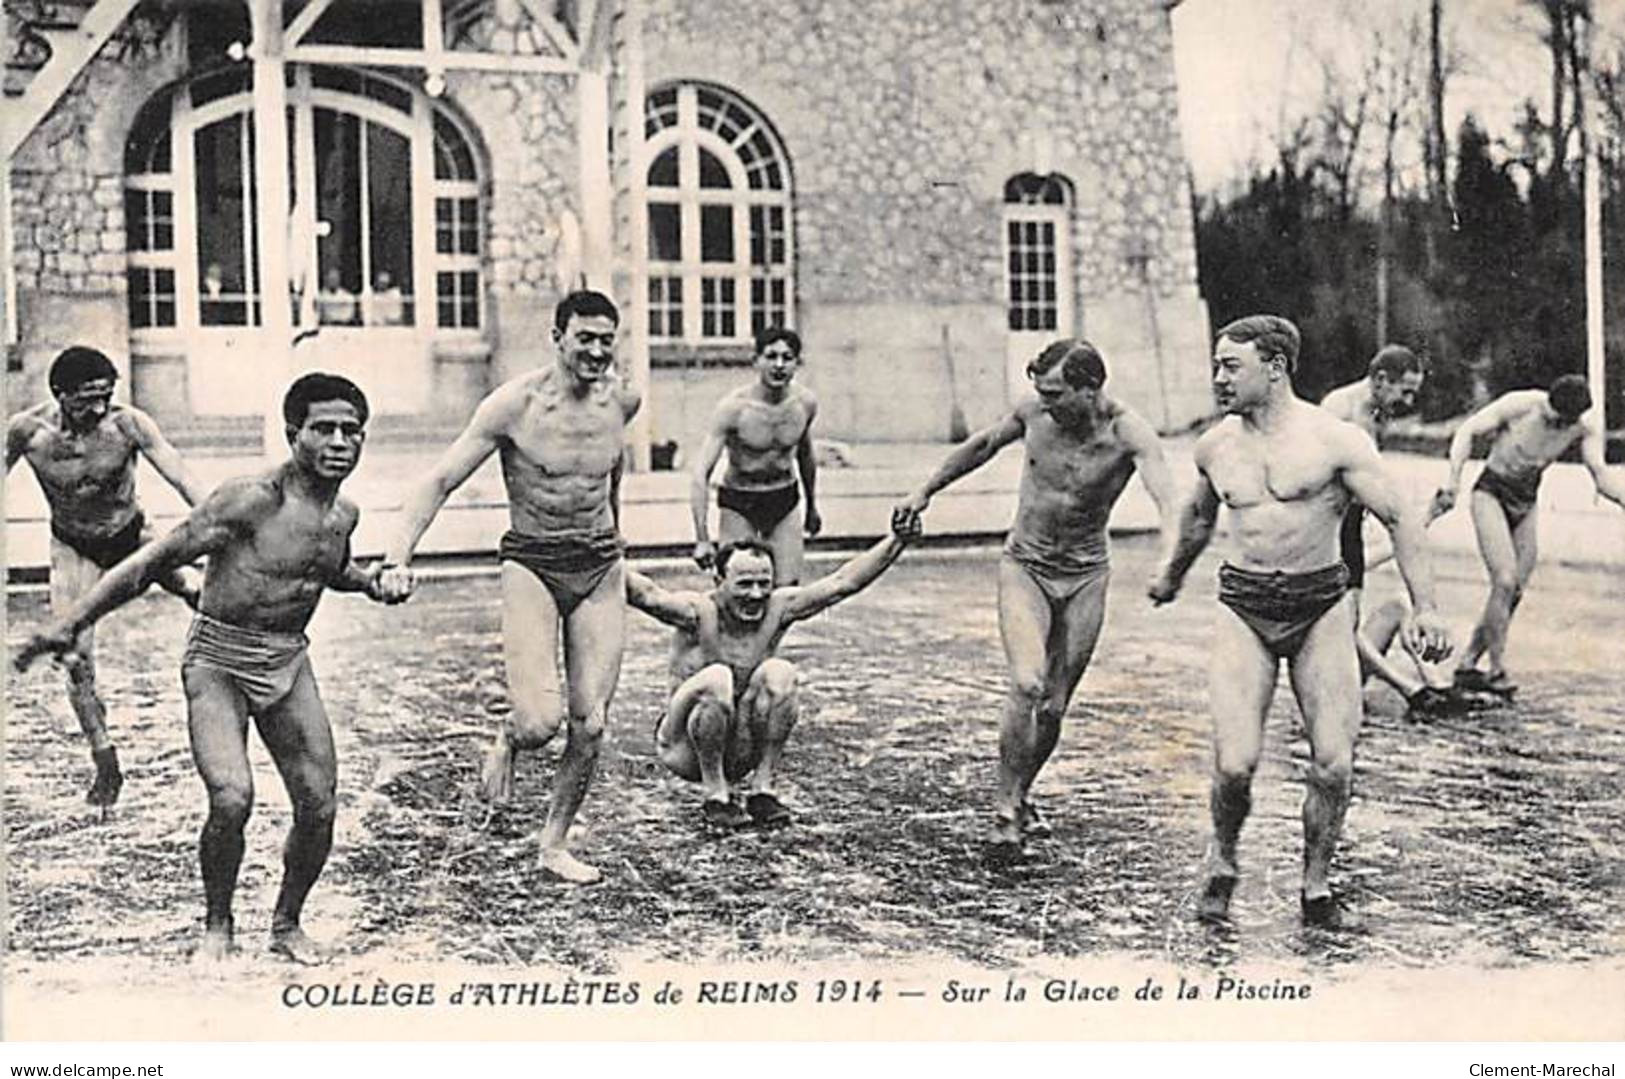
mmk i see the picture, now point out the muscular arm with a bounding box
[1118,410,1179,532]
[1343,430,1439,619]
[624,568,701,630]
[1579,422,1625,508]
[780,533,908,624]
[689,405,732,546]
[1444,394,1529,490]
[796,396,820,532]
[1150,461,1221,600]
[6,414,32,471]
[125,408,206,506]
[385,391,513,565]
[904,411,1026,506]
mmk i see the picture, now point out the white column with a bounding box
[1582,15,1604,422]
[619,0,651,471]
[250,0,294,459]
[577,69,613,291]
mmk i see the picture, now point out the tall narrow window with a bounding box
[644,82,793,348]
[124,94,178,328]
[1002,173,1074,334]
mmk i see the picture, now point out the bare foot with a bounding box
[539,847,603,885]
[1197,874,1238,923]
[191,923,238,965]
[479,731,515,804]
[87,746,123,807]
[1018,800,1051,837]
[270,925,335,965]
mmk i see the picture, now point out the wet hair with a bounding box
[553,289,620,333]
[716,538,776,578]
[49,347,118,395]
[1027,338,1107,389]
[282,372,370,429]
[1369,344,1423,382]
[1548,374,1592,420]
[755,325,802,357]
[1216,315,1301,374]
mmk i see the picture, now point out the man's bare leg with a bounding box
[257,660,338,964]
[1020,572,1109,834]
[50,542,121,806]
[182,665,254,963]
[485,563,565,803]
[992,557,1052,849]
[1460,490,1519,679]
[1287,598,1362,925]
[742,658,798,825]
[1201,608,1278,920]
[764,505,805,586]
[537,563,626,884]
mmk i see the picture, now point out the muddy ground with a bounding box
[5,537,1623,990]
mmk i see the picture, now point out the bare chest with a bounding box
[28,429,134,496]
[732,402,809,455]
[1207,435,1339,508]
[246,505,353,581]
[1501,413,1577,466]
[1024,425,1132,496]
[506,395,626,476]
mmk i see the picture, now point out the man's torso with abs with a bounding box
[499,373,628,534]
[1010,407,1135,552]
[722,388,813,490]
[668,594,791,692]
[1202,410,1350,572]
[19,406,141,536]
[1486,405,1580,479]
[201,480,357,633]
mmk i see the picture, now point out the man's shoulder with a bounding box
[1319,381,1363,419]
[8,403,53,442]
[206,471,285,519]
[1193,416,1239,456]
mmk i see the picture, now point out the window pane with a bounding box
[459,271,478,328]
[648,202,681,261]
[314,108,362,310]
[193,114,254,318]
[433,113,475,180]
[366,121,413,321]
[647,147,678,187]
[437,271,456,327]
[700,204,733,262]
[698,149,731,189]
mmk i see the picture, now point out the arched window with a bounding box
[1003,172,1074,333]
[124,67,483,336]
[643,82,793,346]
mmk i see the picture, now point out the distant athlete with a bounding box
[626,515,918,828]
[1150,316,1450,928]
[1431,375,1625,695]
[691,327,821,585]
[15,374,401,964]
[6,346,205,806]
[894,339,1179,854]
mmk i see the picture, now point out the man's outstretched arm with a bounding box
[689,406,732,567]
[384,390,512,569]
[895,411,1025,519]
[1434,393,1531,516]
[1579,422,1625,509]
[125,407,206,506]
[1148,451,1221,604]
[624,568,701,631]
[780,516,919,624]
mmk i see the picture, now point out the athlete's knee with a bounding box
[1007,670,1046,708]
[1488,567,1520,596]
[508,696,564,750]
[1211,747,1260,786]
[755,658,798,699]
[1307,748,1354,789]
[205,783,254,828]
[61,648,96,686]
[567,703,610,743]
[694,664,736,709]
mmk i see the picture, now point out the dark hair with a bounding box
[283,372,370,429]
[1548,374,1592,419]
[553,290,620,333]
[1027,338,1107,389]
[754,326,802,357]
[1216,315,1301,374]
[716,538,776,577]
[49,347,118,395]
[1369,344,1422,381]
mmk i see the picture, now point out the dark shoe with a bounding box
[985,813,1025,866]
[1405,685,1465,721]
[1453,668,1490,690]
[1482,671,1518,697]
[87,746,123,807]
[1197,875,1237,923]
[1300,892,1343,929]
[745,792,792,827]
[701,798,751,829]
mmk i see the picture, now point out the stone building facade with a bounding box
[5,0,1210,458]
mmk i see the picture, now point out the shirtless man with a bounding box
[893,339,1179,854]
[1431,375,1625,696]
[380,290,641,885]
[1321,345,1458,717]
[627,516,918,828]
[15,373,399,963]
[691,327,820,585]
[6,346,205,807]
[1149,316,1450,928]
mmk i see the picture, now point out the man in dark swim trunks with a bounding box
[381,290,641,885]
[1430,375,1625,695]
[1150,316,1450,928]
[691,326,821,585]
[7,346,205,806]
[15,373,401,964]
[626,515,918,829]
[894,339,1179,856]
[1322,346,1460,717]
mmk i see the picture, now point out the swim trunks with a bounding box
[181,613,311,712]
[717,482,800,535]
[1474,466,1542,530]
[1338,505,1366,590]
[500,527,625,616]
[1217,562,1350,659]
[51,512,144,570]
[1004,527,1111,606]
